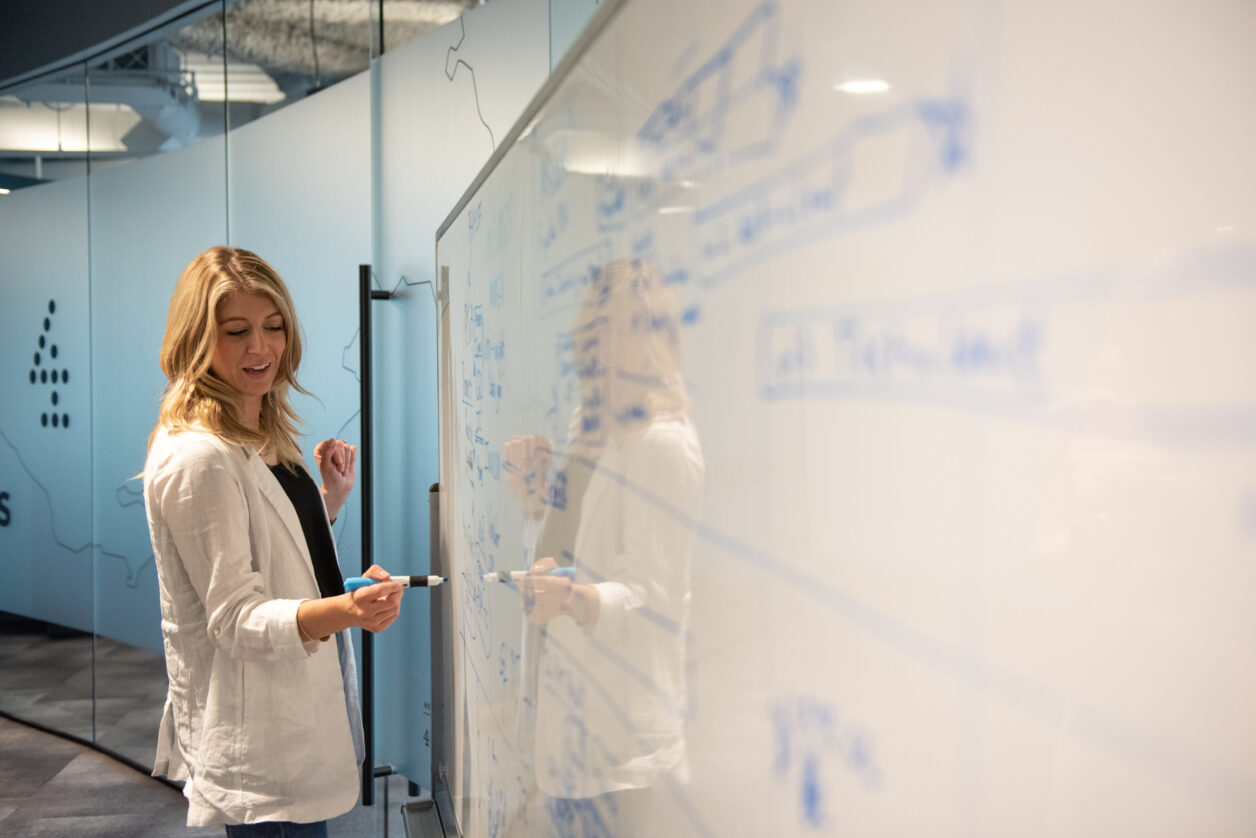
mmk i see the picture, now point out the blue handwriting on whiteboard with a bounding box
[637,2,797,184]
[539,239,614,316]
[547,469,569,511]
[693,94,971,288]
[758,305,1042,403]
[485,201,512,260]
[771,695,882,829]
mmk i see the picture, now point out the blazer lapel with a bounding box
[246,449,320,593]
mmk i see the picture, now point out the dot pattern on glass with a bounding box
[30,299,70,430]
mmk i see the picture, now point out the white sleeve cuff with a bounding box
[588,580,638,641]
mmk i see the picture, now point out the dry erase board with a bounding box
[434,0,1256,834]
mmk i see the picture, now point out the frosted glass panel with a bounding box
[227,72,371,581]
[0,178,93,633]
[87,132,228,765]
[371,0,551,787]
[88,136,228,653]
[0,64,94,744]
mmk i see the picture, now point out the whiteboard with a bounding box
[434,0,1256,835]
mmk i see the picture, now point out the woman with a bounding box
[143,246,403,835]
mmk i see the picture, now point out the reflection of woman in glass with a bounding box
[509,257,704,835]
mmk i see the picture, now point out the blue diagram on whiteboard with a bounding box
[758,306,1043,403]
[636,1,800,183]
[693,96,970,289]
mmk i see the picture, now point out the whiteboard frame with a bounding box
[430,4,633,830]
[434,0,628,244]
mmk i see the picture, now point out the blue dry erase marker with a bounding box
[481,567,575,583]
[345,575,445,591]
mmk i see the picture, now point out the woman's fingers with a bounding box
[367,591,403,632]
[363,604,401,633]
[315,439,357,480]
[530,555,558,574]
[522,571,571,625]
[349,579,403,632]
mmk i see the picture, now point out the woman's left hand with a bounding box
[315,438,357,523]
[522,556,572,625]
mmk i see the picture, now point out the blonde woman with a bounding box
[143,246,402,836]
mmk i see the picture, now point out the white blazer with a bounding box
[144,426,362,827]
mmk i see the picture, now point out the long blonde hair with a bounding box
[574,257,689,438]
[149,246,308,466]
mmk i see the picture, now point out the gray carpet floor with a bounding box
[0,623,169,769]
[0,714,220,837]
[0,617,431,837]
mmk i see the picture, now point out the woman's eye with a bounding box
[266,325,284,332]
[227,329,247,337]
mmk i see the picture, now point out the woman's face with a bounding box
[210,291,286,420]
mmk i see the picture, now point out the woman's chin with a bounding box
[232,378,276,406]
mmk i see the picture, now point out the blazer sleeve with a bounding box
[150,444,312,660]
[589,424,704,644]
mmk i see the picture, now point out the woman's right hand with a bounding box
[296,565,403,639]
[348,565,403,633]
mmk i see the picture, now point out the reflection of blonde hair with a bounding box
[577,258,688,434]
[149,246,308,467]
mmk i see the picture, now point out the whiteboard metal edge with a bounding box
[434,0,630,245]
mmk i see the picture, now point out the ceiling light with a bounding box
[836,79,890,94]
[0,188,10,195]
[181,56,285,104]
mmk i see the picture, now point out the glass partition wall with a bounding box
[0,0,392,774]
[85,3,230,769]
[0,0,598,821]
[0,61,95,748]
[0,2,234,770]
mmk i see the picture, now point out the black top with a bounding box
[535,455,594,568]
[269,463,344,598]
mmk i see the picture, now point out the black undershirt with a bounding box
[269,463,345,598]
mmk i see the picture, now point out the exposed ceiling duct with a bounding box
[9,43,205,151]
[171,0,476,86]
[0,0,478,182]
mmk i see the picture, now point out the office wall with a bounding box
[227,70,373,580]
[0,174,93,635]
[370,0,554,785]
[88,136,229,651]
[0,0,603,791]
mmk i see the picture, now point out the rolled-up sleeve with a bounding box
[151,451,311,660]
[589,427,704,644]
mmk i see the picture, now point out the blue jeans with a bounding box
[224,820,329,838]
